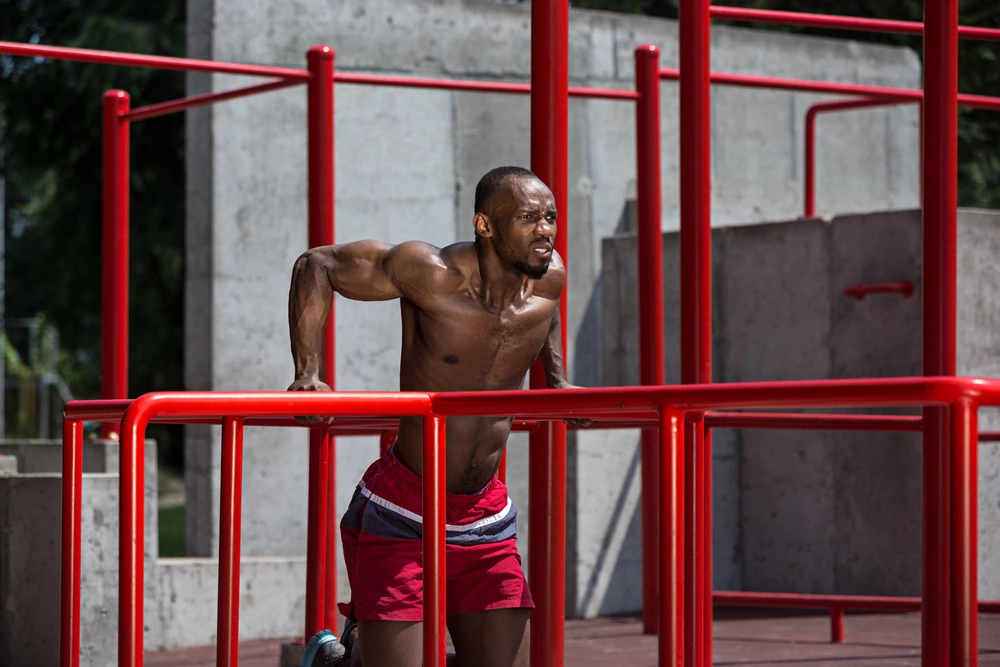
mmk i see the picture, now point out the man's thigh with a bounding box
[447,608,530,667]
[357,619,422,667]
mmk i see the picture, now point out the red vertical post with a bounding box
[217,417,245,667]
[423,414,448,667]
[307,44,338,635]
[101,90,130,438]
[950,401,978,666]
[684,414,705,667]
[804,106,818,218]
[635,43,665,637]
[60,418,84,667]
[830,607,845,643]
[658,406,684,667]
[680,0,712,659]
[701,425,713,663]
[529,1,569,666]
[921,0,958,664]
[499,449,507,485]
[118,417,146,667]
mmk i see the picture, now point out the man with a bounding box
[288,166,576,667]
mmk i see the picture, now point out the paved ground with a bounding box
[146,609,1000,666]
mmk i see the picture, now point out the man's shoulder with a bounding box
[534,249,566,298]
[390,240,472,295]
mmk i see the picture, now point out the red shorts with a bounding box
[338,446,534,622]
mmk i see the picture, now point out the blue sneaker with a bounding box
[300,628,348,666]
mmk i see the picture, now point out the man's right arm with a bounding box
[287,240,439,388]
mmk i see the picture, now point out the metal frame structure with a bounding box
[1,0,997,665]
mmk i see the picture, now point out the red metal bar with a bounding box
[923,1,959,662]
[951,401,978,665]
[529,1,569,664]
[658,407,684,667]
[0,40,310,79]
[498,449,507,485]
[701,426,713,663]
[635,43,665,637]
[831,607,845,643]
[119,408,146,667]
[335,72,635,100]
[217,417,245,667]
[684,414,705,667]
[126,79,303,122]
[307,44,339,636]
[60,418,84,667]
[708,6,1000,42]
[659,68,1000,112]
[101,90,130,438]
[423,414,448,667]
[305,427,331,637]
[843,281,915,300]
[713,590,1000,612]
[705,411,923,432]
[804,98,913,218]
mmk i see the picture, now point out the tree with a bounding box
[1,1,186,465]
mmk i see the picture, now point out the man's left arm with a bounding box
[540,303,573,389]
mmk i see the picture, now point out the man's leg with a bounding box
[348,621,460,667]
[447,609,530,667]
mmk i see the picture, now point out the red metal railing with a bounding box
[60,376,1000,667]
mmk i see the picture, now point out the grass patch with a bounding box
[159,505,186,557]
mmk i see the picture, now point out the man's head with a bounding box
[473,166,557,280]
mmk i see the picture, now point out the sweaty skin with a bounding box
[287,176,573,493]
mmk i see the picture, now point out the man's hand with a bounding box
[287,375,333,424]
[550,381,592,428]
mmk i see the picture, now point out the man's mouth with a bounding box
[532,245,552,258]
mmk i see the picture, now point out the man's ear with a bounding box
[474,212,493,239]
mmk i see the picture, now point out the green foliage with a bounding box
[573,0,1000,209]
[1,1,186,464]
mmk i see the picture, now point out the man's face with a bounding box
[489,176,557,280]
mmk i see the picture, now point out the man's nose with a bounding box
[535,219,555,238]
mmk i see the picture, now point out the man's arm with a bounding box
[540,303,571,389]
[287,240,440,386]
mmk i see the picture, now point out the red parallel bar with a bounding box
[701,428,713,663]
[706,412,923,432]
[844,281,915,300]
[708,6,1000,42]
[951,401,978,665]
[307,45,339,635]
[804,98,913,218]
[659,407,684,667]
[101,90,130,438]
[114,391,432,667]
[217,417,245,667]
[60,418,84,667]
[334,71,635,100]
[423,414,448,667]
[530,0,569,665]
[659,68,1000,111]
[714,590,1000,612]
[126,79,303,122]
[635,43,665,637]
[923,0,960,664]
[0,40,310,79]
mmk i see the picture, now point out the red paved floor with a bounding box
[146,610,1000,666]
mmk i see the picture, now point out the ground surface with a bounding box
[146,609,1000,666]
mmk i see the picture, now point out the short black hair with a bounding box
[474,166,537,214]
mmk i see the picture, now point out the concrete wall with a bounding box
[187,0,922,616]
[601,208,1000,603]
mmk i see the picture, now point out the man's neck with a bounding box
[474,242,530,313]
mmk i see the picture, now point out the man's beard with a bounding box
[513,256,550,280]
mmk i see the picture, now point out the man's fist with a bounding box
[287,375,333,424]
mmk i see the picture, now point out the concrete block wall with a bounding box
[187,0,922,617]
[601,208,1000,603]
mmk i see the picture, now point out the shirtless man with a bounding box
[287,166,577,667]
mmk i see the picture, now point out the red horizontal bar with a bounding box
[809,97,913,114]
[709,6,1000,42]
[0,41,310,80]
[127,79,303,122]
[334,72,637,100]
[844,281,915,300]
[706,412,923,432]
[714,591,1000,614]
[659,68,1000,112]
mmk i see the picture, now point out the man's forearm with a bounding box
[540,304,570,388]
[288,250,335,379]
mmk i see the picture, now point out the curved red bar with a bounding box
[844,280,915,300]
